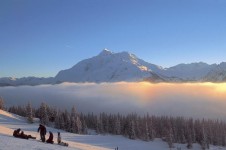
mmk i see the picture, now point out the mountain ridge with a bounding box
[1,49,225,86]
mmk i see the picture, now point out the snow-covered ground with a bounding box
[0,109,226,150]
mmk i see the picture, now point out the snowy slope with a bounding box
[1,110,226,150]
[0,109,108,150]
[55,49,163,82]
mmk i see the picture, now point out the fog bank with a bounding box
[0,82,226,119]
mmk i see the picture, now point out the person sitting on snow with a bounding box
[46,131,54,144]
[57,132,61,144]
[57,132,68,146]
[13,128,21,137]
[20,131,36,139]
[13,128,36,139]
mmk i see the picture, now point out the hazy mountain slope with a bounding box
[204,62,226,82]
[157,62,217,81]
[0,77,55,86]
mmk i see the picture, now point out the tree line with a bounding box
[83,112,226,149]
[2,99,226,149]
[8,102,87,134]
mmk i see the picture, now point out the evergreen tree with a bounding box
[96,115,104,134]
[167,122,174,149]
[54,110,61,129]
[64,110,71,132]
[60,114,65,129]
[81,118,88,134]
[201,122,207,150]
[149,117,155,141]
[39,102,49,125]
[187,131,193,149]
[76,115,82,134]
[47,106,57,122]
[129,119,136,139]
[69,106,82,134]
[0,97,4,110]
[101,113,109,133]
[145,121,150,141]
[70,106,76,132]
[26,101,33,123]
[114,116,121,135]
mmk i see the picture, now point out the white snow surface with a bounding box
[1,110,226,150]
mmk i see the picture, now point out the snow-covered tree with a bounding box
[47,106,57,122]
[145,121,150,141]
[0,97,4,110]
[76,115,82,134]
[69,106,82,134]
[149,118,155,141]
[81,118,88,134]
[100,113,109,134]
[39,102,49,125]
[54,110,61,129]
[60,114,65,129]
[201,122,208,150]
[96,115,104,134]
[187,131,193,149]
[167,123,174,149]
[71,116,76,133]
[129,120,136,139]
[26,102,33,123]
[114,116,121,135]
[63,110,70,131]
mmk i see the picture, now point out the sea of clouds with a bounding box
[0,82,226,119]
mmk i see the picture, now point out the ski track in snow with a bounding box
[1,110,226,150]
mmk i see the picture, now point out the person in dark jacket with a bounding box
[46,131,54,144]
[13,128,36,139]
[13,128,21,137]
[20,131,36,139]
[37,124,46,142]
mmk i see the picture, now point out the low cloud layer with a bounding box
[0,82,226,120]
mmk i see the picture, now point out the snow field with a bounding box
[1,110,226,150]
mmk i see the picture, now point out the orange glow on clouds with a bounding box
[1,82,226,119]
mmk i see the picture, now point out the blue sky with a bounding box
[0,0,226,78]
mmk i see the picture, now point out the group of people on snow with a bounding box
[13,128,36,140]
[13,124,68,146]
[37,124,68,146]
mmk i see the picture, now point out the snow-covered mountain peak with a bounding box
[55,50,164,82]
[98,48,113,56]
